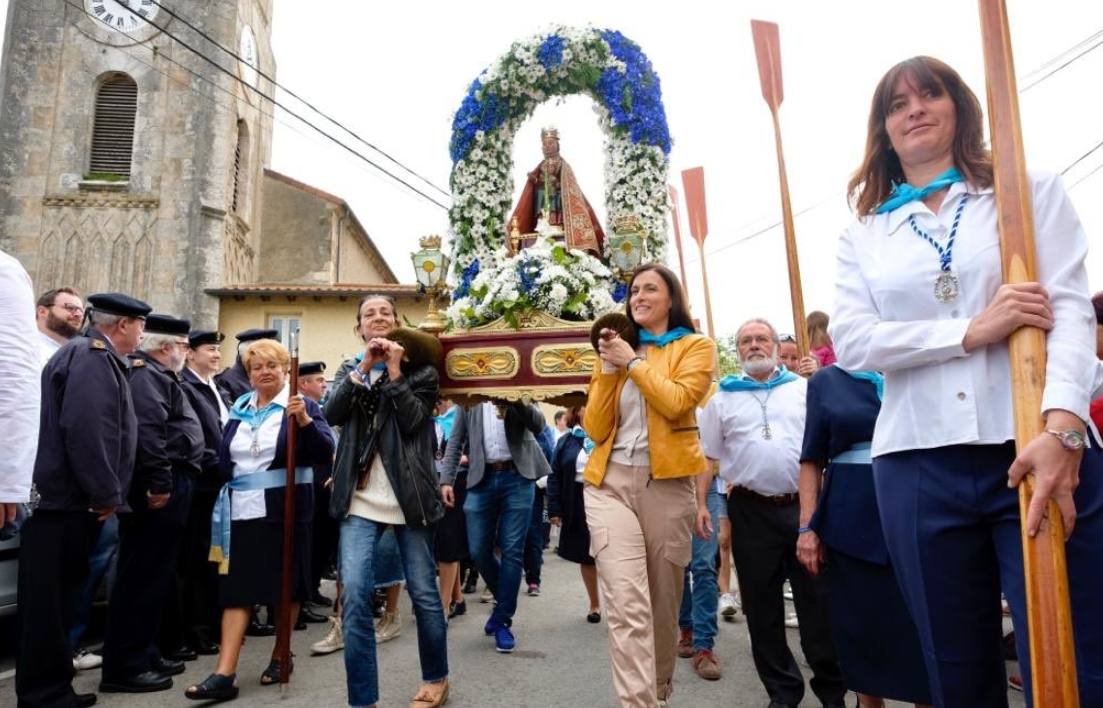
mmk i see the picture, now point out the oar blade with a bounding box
[751,20,784,109]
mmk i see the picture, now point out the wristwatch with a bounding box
[1045,428,1087,451]
[626,356,644,372]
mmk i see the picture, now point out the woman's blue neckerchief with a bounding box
[875,166,963,214]
[638,326,693,348]
[353,351,386,371]
[837,365,884,401]
[718,366,799,392]
[571,426,595,453]
[229,391,284,428]
[434,406,457,441]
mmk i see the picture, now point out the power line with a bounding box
[1020,35,1103,92]
[1060,137,1103,175]
[138,0,450,199]
[1021,27,1103,82]
[1069,160,1103,190]
[65,0,449,210]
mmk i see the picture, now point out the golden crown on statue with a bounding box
[419,234,442,250]
[540,126,559,140]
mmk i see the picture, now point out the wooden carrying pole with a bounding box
[751,20,808,355]
[680,167,715,338]
[274,327,301,691]
[978,1,1078,705]
[668,184,691,288]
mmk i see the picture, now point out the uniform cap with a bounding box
[145,314,191,336]
[86,292,152,318]
[298,361,326,376]
[188,330,225,348]
[235,328,280,343]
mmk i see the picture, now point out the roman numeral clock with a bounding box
[84,0,160,33]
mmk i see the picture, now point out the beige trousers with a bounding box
[584,461,695,708]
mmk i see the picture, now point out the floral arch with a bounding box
[445,27,672,329]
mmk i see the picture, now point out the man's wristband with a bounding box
[797,526,813,534]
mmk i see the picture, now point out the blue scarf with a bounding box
[571,425,595,453]
[434,406,457,441]
[230,391,284,428]
[718,366,799,392]
[353,352,386,371]
[839,366,884,401]
[638,326,693,348]
[875,167,963,214]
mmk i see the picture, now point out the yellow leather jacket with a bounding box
[583,333,715,486]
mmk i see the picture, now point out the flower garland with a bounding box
[446,26,671,328]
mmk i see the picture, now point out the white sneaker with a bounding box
[311,616,344,655]
[375,610,402,643]
[718,593,739,621]
[72,649,102,671]
[784,612,799,628]
[480,586,493,604]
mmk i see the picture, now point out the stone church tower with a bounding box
[0,0,274,327]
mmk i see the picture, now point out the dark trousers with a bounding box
[523,486,546,585]
[728,493,845,707]
[16,510,101,708]
[311,478,338,593]
[875,442,1103,708]
[102,471,192,679]
[161,484,220,649]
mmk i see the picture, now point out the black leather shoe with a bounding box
[99,671,173,693]
[74,692,97,707]
[152,657,186,676]
[299,606,328,624]
[294,617,307,631]
[194,638,220,655]
[246,619,276,636]
[322,564,338,581]
[309,590,333,607]
[164,645,198,662]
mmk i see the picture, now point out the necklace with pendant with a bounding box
[749,388,774,440]
[907,192,970,303]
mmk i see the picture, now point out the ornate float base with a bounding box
[439,310,596,408]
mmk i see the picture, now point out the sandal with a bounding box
[259,656,293,686]
[409,678,450,708]
[184,673,239,702]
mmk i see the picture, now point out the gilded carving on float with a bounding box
[445,347,520,380]
[531,345,596,377]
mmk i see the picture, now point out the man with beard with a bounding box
[35,287,84,364]
[100,315,204,694]
[698,319,844,708]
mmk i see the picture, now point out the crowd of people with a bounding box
[4,54,1103,708]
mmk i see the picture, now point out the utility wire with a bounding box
[1060,137,1103,175]
[67,0,448,210]
[137,0,450,198]
[1021,27,1103,81]
[1069,160,1103,190]
[1020,35,1103,92]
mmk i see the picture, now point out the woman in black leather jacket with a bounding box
[323,294,449,708]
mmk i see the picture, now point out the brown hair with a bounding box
[354,294,399,339]
[807,310,831,349]
[626,263,696,334]
[36,287,80,309]
[564,406,584,429]
[848,56,993,216]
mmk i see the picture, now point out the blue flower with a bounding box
[517,257,539,294]
[612,281,628,303]
[538,35,565,71]
[453,258,480,299]
[449,79,511,164]
[595,30,672,155]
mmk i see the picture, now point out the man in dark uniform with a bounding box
[16,292,150,708]
[166,330,227,657]
[299,361,337,609]
[100,315,204,694]
[214,327,278,403]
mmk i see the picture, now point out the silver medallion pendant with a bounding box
[934,271,960,303]
[762,425,773,440]
[250,439,261,457]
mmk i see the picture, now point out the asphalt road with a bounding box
[0,552,1027,707]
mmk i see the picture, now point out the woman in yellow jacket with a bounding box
[585,263,715,708]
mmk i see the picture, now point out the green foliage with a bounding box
[82,171,128,182]
[715,334,742,378]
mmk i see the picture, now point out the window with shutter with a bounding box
[88,74,137,180]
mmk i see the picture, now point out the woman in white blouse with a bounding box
[832,55,1103,706]
[185,340,335,701]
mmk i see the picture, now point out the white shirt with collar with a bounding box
[699,370,807,496]
[228,383,289,520]
[481,401,512,464]
[831,173,1096,457]
[38,330,63,368]
[189,366,229,424]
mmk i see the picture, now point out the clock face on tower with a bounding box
[84,0,160,33]
[239,25,259,89]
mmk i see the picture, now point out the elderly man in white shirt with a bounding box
[699,318,845,708]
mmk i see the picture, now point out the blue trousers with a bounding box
[68,513,119,650]
[339,516,447,708]
[464,468,534,627]
[874,442,1103,708]
[678,488,722,651]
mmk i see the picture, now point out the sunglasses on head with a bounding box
[779,334,796,343]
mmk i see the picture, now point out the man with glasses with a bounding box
[100,315,204,694]
[17,292,150,708]
[777,334,819,378]
[35,287,84,365]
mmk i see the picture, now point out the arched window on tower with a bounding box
[231,119,250,214]
[88,73,138,180]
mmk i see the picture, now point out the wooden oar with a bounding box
[681,167,715,338]
[274,327,301,692]
[977,1,1078,705]
[751,20,808,355]
[668,184,691,289]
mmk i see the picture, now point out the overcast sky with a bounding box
[5,1,1103,338]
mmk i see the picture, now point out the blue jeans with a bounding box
[68,514,119,650]
[373,527,404,588]
[678,488,722,650]
[339,517,448,708]
[464,468,534,627]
